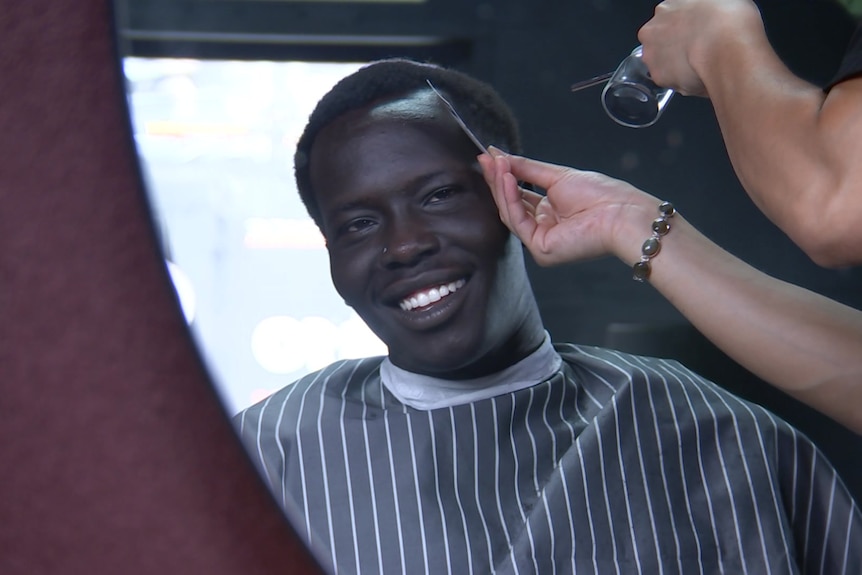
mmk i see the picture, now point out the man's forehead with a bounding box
[313,88,458,150]
[366,88,443,121]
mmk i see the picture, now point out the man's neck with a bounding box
[380,331,562,410]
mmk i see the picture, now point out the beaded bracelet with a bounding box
[632,201,676,282]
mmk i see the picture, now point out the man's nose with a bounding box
[380,215,440,267]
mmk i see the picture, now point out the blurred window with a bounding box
[125,57,386,415]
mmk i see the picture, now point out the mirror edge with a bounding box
[1,0,323,573]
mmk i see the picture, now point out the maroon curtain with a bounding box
[0,1,322,573]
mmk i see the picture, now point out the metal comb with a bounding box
[426,79,489,155]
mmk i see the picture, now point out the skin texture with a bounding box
[308,89,545,380]
[638,0,862,267]
[479,149,862,434]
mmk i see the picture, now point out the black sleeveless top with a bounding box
[829,21,862,87]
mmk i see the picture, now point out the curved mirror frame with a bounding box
[3,0,323,573]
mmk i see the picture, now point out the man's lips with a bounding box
[399,278,466,311]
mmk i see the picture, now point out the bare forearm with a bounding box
[614,210,862,432]
[693,27,862,266]
[482,151,862,433]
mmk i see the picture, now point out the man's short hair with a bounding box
[293,58,523,229]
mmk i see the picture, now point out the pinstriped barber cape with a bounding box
[235,344,862,574]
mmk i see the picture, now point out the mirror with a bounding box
[113,1,862,573]
[113,0,666,417]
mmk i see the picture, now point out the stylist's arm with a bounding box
[479,150,862,434]
[637,0,862,267]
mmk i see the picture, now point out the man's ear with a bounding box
[317,223,329,247]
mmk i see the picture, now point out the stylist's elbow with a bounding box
[789,184,862,268]
[802,241,860,270]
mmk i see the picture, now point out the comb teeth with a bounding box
[426,79,489,155]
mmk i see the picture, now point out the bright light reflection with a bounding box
[124,57,383,415]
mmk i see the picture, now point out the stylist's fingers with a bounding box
[482,152,539,242]
[478,153,511,226]
[485,152,543,213]
[478,153,510,217]
[491,150,574,193]
[477,152,496,191]
[498,162,541,244]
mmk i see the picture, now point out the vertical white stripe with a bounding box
[448,407,473,573]
[680,366,791,573]
[359,368,385,573]
[790,429,799,525]
[251,393,278,491]
[612,396,645,575]
[627,355,707,574]
[337,361,367,574]
[801,449,818,575]
[449,406,475,575]
[508,393,528,524]
[252,378,302,503]
[595,423,623,575]
[557,468,575,573]
[539,490,556,574]
[506,393,529,570]
[693,376,750,571]
[469,403,495,571]
[839,499,855,574]
[653,378,701,574]
[490,398,518,575]
[663,366,723,565]
[403,409,431,575]
[538,388,557,573]
[527,388,541,494]
[540,385,558,469]
[635,359,687,574]
[817,469,838,574]
[317,365,339,570]
[270,397,293,507]
[759,410,803,573]
[576,439,600,573]
[293,367,332,541]
[555,380,578,574]
[383,403,407,573]
[580,349,686,571]
[426,410,454,574]
[711,391,795,574]
[523,388,541,574]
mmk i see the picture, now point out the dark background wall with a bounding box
[117,0,862,340]
[115,0,862,496]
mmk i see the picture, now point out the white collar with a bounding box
[380,332,562,410]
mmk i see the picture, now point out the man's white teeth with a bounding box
[400,279,466,311]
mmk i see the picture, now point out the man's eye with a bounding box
[426,186,459,204]
[342,217,376,234]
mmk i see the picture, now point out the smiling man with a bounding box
[234,59,860,575]
[308,87,541,383]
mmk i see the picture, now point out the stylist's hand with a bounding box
[478,150,657,267]
[638,0,764,96]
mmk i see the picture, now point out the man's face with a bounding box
[308,89,535,378]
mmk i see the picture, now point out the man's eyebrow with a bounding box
[326,197,372,216]
[326,169,465,216]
